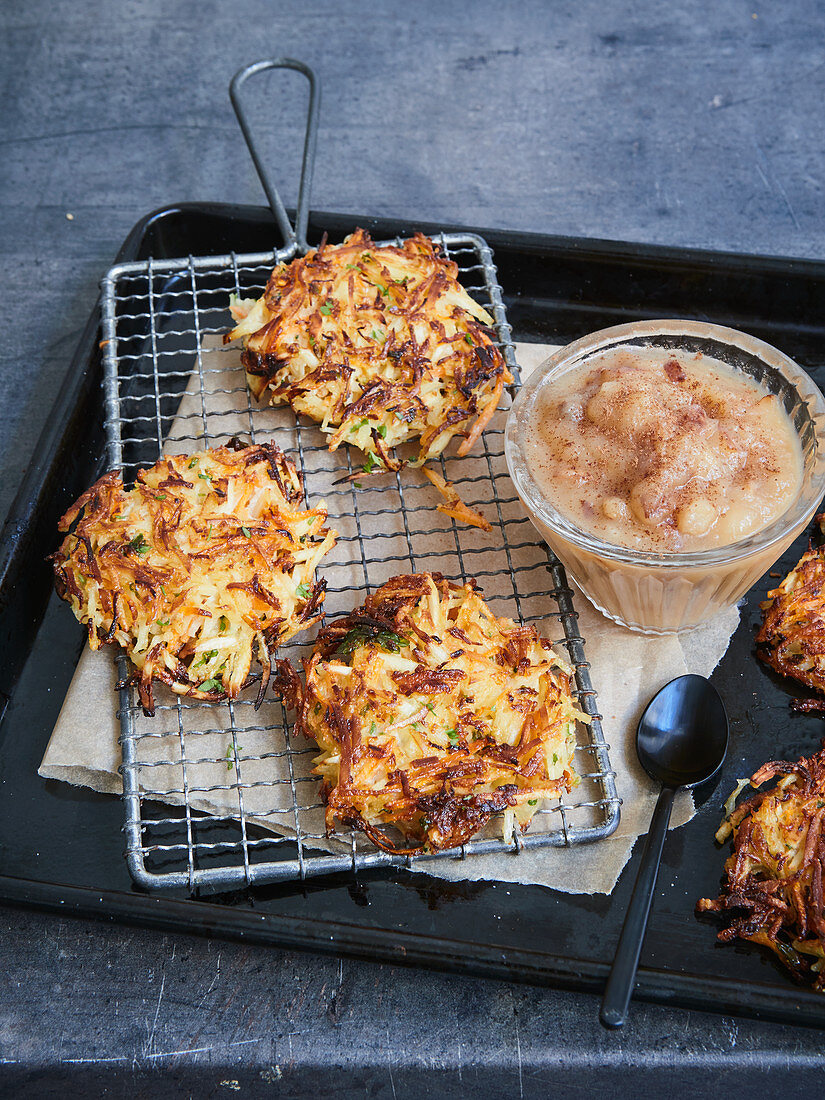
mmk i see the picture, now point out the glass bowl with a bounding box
[504,319,825,634]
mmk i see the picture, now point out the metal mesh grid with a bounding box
[100,232,621,891]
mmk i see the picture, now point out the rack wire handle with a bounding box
[229,59,320,256]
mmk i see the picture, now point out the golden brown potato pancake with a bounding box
[227,229,511,474]
[697,745,825,990]
[52,440,336,714]
[297,572,582,853]
[757,541,825,702]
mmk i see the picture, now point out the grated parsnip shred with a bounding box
[300,572,584,854]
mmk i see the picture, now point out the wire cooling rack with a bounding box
[99,231,621,891]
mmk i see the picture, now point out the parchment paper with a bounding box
[40,340,740,894]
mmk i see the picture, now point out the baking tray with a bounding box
[3,203,825,1028]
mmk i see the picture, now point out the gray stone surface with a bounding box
[2,0,825,1091]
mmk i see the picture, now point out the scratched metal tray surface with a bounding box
[2,204,825,1027]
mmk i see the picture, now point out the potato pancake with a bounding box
[697,745,825,990]
[757,540,825,700]
[52,440,336,715]
[298,572,583,853]
[227,229,512,472]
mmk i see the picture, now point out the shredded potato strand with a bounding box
[226,229,512,471]
[52,441,337,715]
[421,466,492,532]
[298,572,583,853]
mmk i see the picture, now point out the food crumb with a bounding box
[769,571,781,577]
[65,212,74,220]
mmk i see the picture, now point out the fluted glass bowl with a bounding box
[505,320,825,634]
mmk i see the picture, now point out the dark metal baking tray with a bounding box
[2,202,825,1028]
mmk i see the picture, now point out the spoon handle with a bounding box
[600,785,677,1029]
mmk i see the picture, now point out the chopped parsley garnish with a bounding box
[296,583,311,600]
[369,721,377,737]
[219,615,228,633]
[153,493,167,501]
[127,533,149,555]
[198,470,212,482]
[377,424,388,438]
[464,333,474,345]
[371,328,385,341]
[188,458,198,468]
[552,753,559,764]
[241,526,251,538]
[445,728,459,744]
[154,619,169,629]
[353,481,363,489]
[194,649,218,667]
[528,799,538,807]
[308,334,315,347]
[314,702,322,715]
[362,451,379,475]
[199,677,223,693]
[426,702,435,713]
[319,301,333,315]
[346,263,359,270]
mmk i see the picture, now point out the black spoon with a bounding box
[600,673,729,1029]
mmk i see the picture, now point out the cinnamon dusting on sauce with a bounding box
[664,357,686,383]
[526,347,803,552]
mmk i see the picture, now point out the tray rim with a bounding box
[4,199,825,1029]
[122,199,825,277]
[3,868,825,1028]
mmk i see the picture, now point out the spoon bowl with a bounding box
[600,674,728,1029]
[636,673,729,790]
